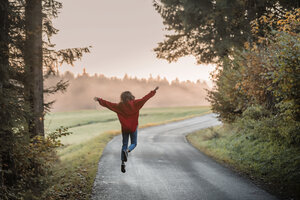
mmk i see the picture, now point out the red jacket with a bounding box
[97,90,156,133]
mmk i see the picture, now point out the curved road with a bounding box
[91,114,277,200]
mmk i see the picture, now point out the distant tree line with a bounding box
[0,0,88,199]
[45,71,210,111]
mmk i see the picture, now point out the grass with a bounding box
[187,125,300,199]
[45,107,210,145]
[43,106,211,199]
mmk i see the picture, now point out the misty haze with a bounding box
[45,70,210,112]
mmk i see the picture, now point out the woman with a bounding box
[94,86,159,173]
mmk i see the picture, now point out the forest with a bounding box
[45,71,210,111]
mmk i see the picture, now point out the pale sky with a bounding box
[52,0,216,85]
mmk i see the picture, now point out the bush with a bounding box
[241,105,269,120]
[234,106,300,145]
[208,9,300,144]
[0,127,71,200]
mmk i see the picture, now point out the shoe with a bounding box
[121,163,126,173]
[122,150,128,162]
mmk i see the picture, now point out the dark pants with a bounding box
[121,129,137,161]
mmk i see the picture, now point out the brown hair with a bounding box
[120,91,135,103]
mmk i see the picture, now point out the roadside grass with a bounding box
[43,106,211,199]
[187,125,300,199]
[43,131,120,200]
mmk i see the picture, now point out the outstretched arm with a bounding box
[94,96,119,113]
[134,86,159,109]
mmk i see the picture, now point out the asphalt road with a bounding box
[91,113,277,200]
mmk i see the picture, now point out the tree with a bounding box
[24,0,44,137]
[0,0,15,188]
[0,1,9,90]
[153,0,299,64]
[0,0,89,198]
[207,9,300,145]
[23,0,91,137]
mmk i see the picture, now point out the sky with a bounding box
[52,0,216,86]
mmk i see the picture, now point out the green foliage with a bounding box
[1,0,89,199]
[241,105,270,120]
[197,10,300,198]
[262,31,300,121]
[0,127,71,200]
[208,9,300,144]
[153,0,298,64]
[47,126,72,147]
[187,125,300,199]
[207,57,248,122]
[234,105,300,145]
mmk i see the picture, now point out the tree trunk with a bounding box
[24,0,44,137]
[0,0,16,187]
[0,1,9,91]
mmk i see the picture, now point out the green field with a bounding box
[45,107,211,145]
[43,106,211,199]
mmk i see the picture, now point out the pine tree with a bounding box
[24,0,44,137]
[0,0,15,188]
[153,0,299,64]
[0,0,90,198]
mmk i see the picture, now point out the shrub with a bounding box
[0,127,71,200]
[234,106,300,145]
[208,9,300,144]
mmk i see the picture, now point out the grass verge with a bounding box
[187,125,300,200]
[43,131,120,200]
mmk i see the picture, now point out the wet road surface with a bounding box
[91,114,277,200]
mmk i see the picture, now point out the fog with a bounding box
[45,71,210,112]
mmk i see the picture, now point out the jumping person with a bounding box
[93,86,159,173]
